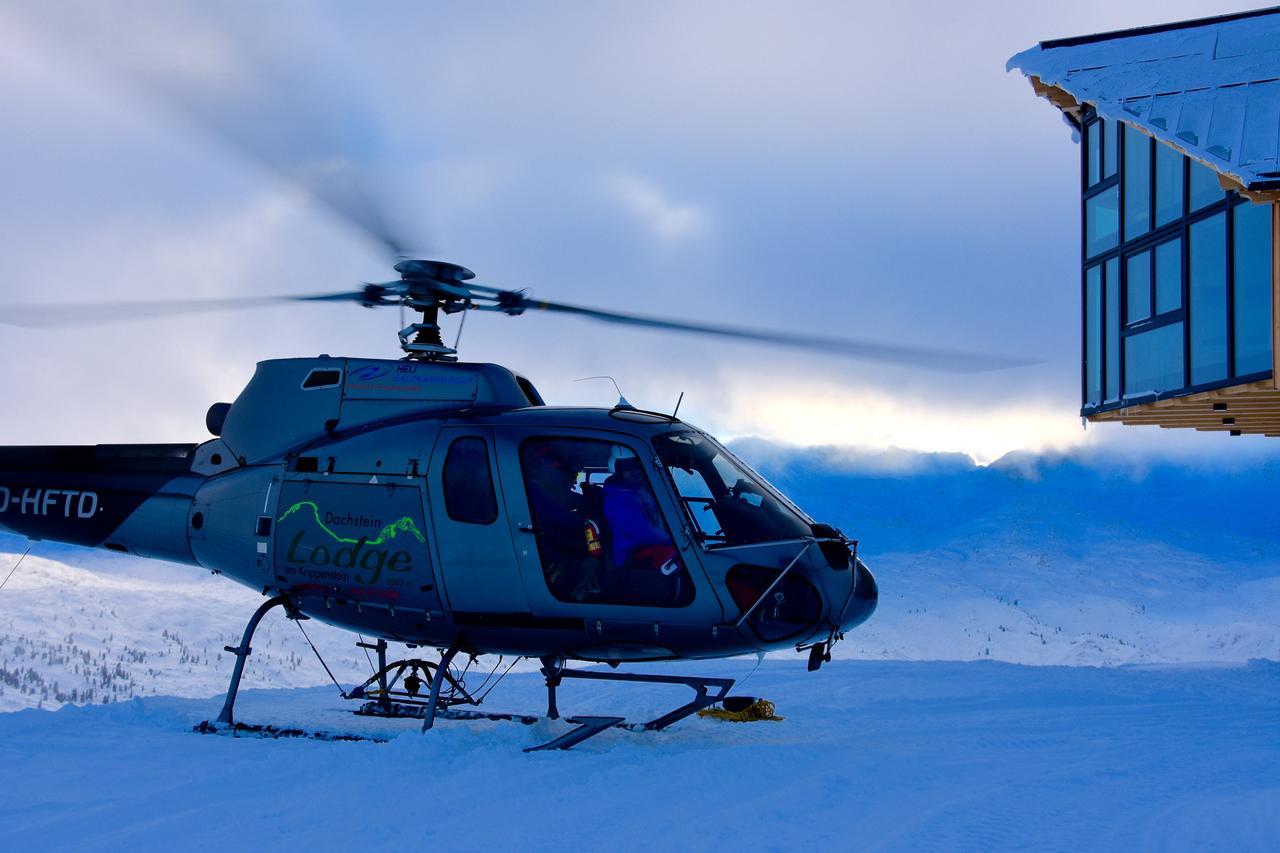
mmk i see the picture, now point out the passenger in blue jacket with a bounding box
[603,456,678,573]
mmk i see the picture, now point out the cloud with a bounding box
[712,378,1085,465]
[601,173,712,245]
[0,0,1271,466]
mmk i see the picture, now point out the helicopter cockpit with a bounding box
[653,432,813,548]
[520,437,694,609]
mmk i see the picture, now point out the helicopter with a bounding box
[0,4,1027,750]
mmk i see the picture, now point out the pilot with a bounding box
[603,453,680,579]
[525,444,601,600]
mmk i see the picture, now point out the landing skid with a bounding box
[200,600,733,751]
[524,664,735,751]
[355,701,541,725]
[194,720,388,743]
[351,660,735,751]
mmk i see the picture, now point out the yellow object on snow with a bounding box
[696,699,783,722]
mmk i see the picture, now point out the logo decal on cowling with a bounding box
[349,365,391,382]
[277,500,424,545]
[277,500,423,584]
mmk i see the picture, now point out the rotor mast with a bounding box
[394,260,477,362]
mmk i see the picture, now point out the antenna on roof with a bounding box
[672,391,684,419]
[576,375,633,409]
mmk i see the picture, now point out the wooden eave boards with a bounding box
[1027,80,1280,205]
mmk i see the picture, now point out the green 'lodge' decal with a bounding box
[278,500,424,584]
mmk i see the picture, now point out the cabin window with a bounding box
[1081,112,1275,413]
[1125,322,1184,394]
[1121,237,1185,400]
[1154,143,1183,227]
[442,437,498,525]
[1126,250,1151,323]
[1105,257,1121,401]
[1085,119,1102,187]
[1103,118,1118,179]
[301,368,342,390]
[1085,265,1102,405]
[1123,124,1151,241]
[1085,186,1120,258]
[1190,213,1228,385]
[726,564,822,643]
[1155,238,1182,314]
[1189,159,1224,211]
[519,437,692,608]
[1085,118,1118,188]
[1233,202,1274,376]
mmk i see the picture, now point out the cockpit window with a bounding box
[519,437,693,608]
[653,431,812,548]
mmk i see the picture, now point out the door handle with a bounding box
[517,523,537,534]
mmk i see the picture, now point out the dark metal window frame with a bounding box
[1079,108,1271,415]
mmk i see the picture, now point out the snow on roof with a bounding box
[1008,7,1280,199]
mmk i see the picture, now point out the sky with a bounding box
[0,0,1277,465]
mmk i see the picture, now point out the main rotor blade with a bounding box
[7,1,423,260]
[0,290,379,329]
[512,298,1035,373]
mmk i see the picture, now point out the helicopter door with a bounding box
[273,475,441,617]
[427,428,530,615]
[495,432,713,618]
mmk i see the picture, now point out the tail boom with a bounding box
[0,444,203,564]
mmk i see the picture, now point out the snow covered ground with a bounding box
[0,658,1276,851]
[2,445,1278,850]
[3,537,1277,714]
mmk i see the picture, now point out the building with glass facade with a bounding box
[1010,9,1280,436]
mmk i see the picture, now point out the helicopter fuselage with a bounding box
[0,357,876,665]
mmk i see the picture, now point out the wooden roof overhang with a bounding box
[1089,379,1280,436]
[1026,76,1280,205]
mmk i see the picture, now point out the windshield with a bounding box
[653,431,813,547]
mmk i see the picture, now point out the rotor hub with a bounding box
[394,259,476,283]
[394,259,479,362]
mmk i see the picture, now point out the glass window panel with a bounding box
[1125,322,1185,395]
[654,432,812,548]
[1155,238,1182,313]
[1085,186,1119,258]
[1154,144,1184,226]
[1106,257,1120,400]
[520,437,692,607]
[442,436,498,525]
[1189,159,1224,211]
[1233,202,1274,376]
[1123,124,1151,240]
[1086,265,1102,405]
[1190,213,1228,384]
[1103,118,1118,178]
[1127,251,1152,323]
[1085,120,1101,187]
